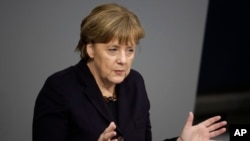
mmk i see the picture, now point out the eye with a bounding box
[107,47,118,55]
[128,48,135,53]
[126,48,135,56]
[108,48,118,52]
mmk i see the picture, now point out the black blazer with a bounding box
[33,60,177,141]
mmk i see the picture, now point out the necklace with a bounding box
[103,93,117,103]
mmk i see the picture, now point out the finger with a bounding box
[199,116,221,127]
[103,122,116,134]
[101,122,117,140]
[103,131,117,140]
[208,121,227,132]
[209,127,227,138]
[183,112,194,129]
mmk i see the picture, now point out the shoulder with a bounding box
[44,65,80,89]
[122,69,146,88]
[42,60,91,91]
[47,66,75,82]
[126,69,145,82]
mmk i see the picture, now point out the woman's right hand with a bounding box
[98,122,118,141]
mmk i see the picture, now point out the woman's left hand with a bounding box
[177,112,227,141]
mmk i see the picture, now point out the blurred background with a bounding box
[0,0,208,140]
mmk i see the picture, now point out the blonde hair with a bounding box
[75,3,145,60]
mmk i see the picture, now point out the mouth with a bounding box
[114,70,125,75]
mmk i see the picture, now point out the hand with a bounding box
[177,112,227,141]
[98,122,118,141]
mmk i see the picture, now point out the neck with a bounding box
[99,81,116,97]
[87,61,116,97]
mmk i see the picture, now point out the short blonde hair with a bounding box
[75,3,145,60]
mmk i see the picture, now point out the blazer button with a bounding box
[117,136,124,141]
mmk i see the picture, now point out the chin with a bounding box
[110,77,126,84]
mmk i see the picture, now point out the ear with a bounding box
[86,43,95,59]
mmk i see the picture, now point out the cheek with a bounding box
[125,58,134,72]
[100,57,117,73]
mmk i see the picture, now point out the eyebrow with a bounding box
[111,45,120,48]
[110,43,136,48]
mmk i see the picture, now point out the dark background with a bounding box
[194,0,250,125]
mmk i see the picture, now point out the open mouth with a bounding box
[114,70,124,75]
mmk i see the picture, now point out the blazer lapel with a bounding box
[85,85,115,122]
[75,60,114,123]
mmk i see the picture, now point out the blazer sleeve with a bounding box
[33,77,70,141]
[145,112,152,141]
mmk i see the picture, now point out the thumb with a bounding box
[184,112,194,129]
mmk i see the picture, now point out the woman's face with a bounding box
[87,39,136,86]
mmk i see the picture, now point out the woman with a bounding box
[33,3,227,141]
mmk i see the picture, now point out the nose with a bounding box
[117,50,127,64]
